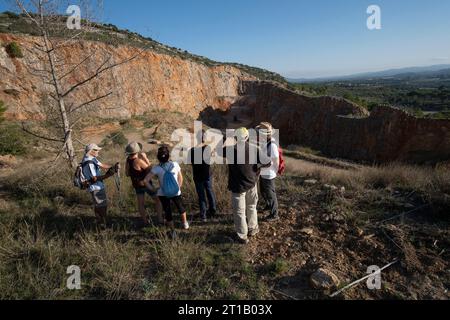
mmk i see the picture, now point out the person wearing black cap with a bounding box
[188,130,217,222]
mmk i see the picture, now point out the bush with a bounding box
[0,123,27,156]
[101,131,128,147]
[3,11,19,19]
[5,42,23,58]
[0,101,6,124]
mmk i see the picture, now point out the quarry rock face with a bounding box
[1,34,450,164]
[0,34,255,120]
[239,81,450,164]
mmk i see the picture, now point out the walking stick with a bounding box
[113,164,125,210]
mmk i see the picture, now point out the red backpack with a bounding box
[277,146,286,176]
[268,141,285,176]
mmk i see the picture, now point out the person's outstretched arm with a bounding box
[125,159,130,177]
[177,170,184,189]
[139,152,151,166]
[144,171,157,192]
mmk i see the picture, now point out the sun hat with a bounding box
[125,142,143,155]
[255,122,273,136]
[85,143,102,154]
[235,127,249,141]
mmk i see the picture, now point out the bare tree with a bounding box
[13,0,143,168]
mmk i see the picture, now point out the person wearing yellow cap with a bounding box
[220,127,270,244]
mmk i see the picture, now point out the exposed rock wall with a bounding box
[0,33,255,120]
[240,81,450,163]
[2,33,449,163]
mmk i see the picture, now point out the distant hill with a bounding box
[289,64,450,83]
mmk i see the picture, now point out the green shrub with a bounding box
[5,42,23,58]
[0,101,6,124]
[265,258,290,276]
[101,131,128,147]
[0,123,27,156]
[3,11,19,19]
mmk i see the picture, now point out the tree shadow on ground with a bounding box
[12,207,147,239]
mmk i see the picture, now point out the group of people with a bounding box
[80,122,281,243]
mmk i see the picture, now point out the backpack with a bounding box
[160,162,180,198]
[268,141,286,176]
[73,160,97,190]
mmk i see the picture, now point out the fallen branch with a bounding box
[271,288,298,300]
[329,259,399,298]
[376,204,430,225]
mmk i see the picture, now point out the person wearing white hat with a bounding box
[125,142,164,226]
[256,122,280,222]
[82,143,119,225]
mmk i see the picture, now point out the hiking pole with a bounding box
[113,165,125,211]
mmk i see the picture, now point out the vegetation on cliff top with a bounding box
[290,79,450,119]
[0,11,287,84]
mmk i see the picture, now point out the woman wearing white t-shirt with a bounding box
[256,122,280,222]
[144,146,189,237]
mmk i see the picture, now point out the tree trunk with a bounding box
[43,31,77,168]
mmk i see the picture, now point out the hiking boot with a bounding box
[182,221,190,230]
[235,235,249,245]
[207,209,217,218]
[249,228,260,237]
[265,215,280,222]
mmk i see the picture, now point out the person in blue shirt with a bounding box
[82,143,119,225]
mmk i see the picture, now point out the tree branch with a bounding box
[61,50,143,98]
[21,122,64,142]
[68,91,113,115]
[58,53,95,81]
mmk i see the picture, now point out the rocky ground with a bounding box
[246,166,449,300]
[0,117,448,300]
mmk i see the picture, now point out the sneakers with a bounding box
[248,228,260,237]
[182,221,190,230]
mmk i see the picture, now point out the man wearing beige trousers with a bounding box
[221,128,270,244]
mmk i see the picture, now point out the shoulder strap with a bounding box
[81,160,97,168]
[160,162,170,172]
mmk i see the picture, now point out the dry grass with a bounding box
[0,145,265,300]
[285,156,450,194]
[1,122,449,300]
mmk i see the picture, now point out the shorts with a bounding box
[135,187,158,197]
[158,195,186,222]
[91,189,108,208]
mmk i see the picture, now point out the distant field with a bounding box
[290,71,450,118]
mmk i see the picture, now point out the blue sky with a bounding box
[2,0,450,78]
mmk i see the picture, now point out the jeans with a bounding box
[259,177,279,217]
[194,178,217,219]
[231,184,259,241]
